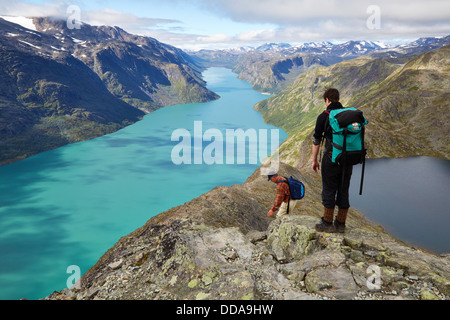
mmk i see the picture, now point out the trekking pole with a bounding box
[340,129,347,190]
[359,158,366,195]
[359,127,366,196]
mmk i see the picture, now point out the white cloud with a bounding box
[236,28,276,42]
[0,0,69,18]
[0,1,183,40]
[165,0,450,43]
[1,0,449,49]
[196,33,233,43]
[0,1,179,28]
[188,0,450,25]
[83,8,179,29]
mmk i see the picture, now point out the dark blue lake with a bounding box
[350,156,450,255]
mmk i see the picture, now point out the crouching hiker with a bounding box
[266,172,300,218]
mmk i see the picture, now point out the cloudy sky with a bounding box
[1,0,450,49]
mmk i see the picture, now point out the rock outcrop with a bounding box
[46,163,449,301]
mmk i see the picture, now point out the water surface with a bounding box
[350,156,450,254]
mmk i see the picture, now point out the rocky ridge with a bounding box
[46,163,449,301]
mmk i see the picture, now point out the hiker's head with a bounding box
[268,172,278,182]
[323,88,340,105]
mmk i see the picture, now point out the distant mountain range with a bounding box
[189,36,450,93]
[254,40,389,56]
[191,36,449,58]
[0,16,218,165]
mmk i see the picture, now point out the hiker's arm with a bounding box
[311,113,325,174]
[313,113,325,145]
[312,144,320,173]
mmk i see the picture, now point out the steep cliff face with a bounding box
[232,53,331,94]
[46,163,449,301]
[30,17,218,110]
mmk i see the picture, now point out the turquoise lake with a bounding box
[0,68,287,300]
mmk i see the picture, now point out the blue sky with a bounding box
[1,0,450,49]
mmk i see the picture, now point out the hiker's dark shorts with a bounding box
[321,153,353,209]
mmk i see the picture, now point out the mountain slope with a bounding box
[254,45,450,164]
[233,53,330,94]
[231,40,395,94]
[0,36,145,164]
[0,17,219,165]
[371,35,450,60]
[352,44,450,159]
[30,17,219,112]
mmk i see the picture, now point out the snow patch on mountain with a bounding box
[0,16,37,31]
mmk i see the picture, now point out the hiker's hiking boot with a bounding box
[315,217,335,232]
[334,219,346,233]
[315,207,335,232]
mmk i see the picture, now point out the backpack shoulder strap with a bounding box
[321,110,331,145]
[276,177,289,185]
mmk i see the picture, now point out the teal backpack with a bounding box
[325,107,368,195]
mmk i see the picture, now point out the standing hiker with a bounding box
[311,88,353,233]
[266,172,298,218]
